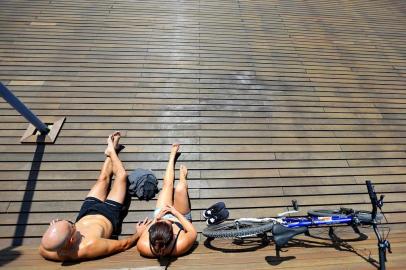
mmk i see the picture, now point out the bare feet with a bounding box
[170,143,180,160]
[105,131,121,156]
[111,131,124,153]
[179,164,188,182]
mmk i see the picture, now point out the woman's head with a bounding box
[149,221,173,256]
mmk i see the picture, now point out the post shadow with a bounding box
[0,135,46,267]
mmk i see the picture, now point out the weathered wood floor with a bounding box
[0,0,406,268]
[1,230,406,270]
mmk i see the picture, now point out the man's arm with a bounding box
[80,218,152,259]
[80,234,139,259]
[39,235,139,261]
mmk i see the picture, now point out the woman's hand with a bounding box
[156,204,180,219]
[155,207,168,220]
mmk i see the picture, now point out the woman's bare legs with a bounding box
[105,133,128,204]
[156,144,179,209]
[173,164,191,215]
[86,131,121,201]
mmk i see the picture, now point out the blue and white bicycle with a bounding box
[203,181,391,270]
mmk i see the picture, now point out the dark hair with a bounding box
[149,221,173,256]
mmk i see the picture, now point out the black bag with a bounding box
[127,168,159,201]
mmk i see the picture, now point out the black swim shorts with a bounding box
[76,196,128,238]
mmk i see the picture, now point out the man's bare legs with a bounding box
[173,165,191,215]
[86,132,121,201]
[156,144,179,209]
[105,134,128,204]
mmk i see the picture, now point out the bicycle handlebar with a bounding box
[366,180,378,221]
[366,180,388,270]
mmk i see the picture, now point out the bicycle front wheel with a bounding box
[202,221,274,239]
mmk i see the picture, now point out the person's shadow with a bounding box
[146,241,198,270]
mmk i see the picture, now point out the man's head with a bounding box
[41,220,76,251]
[149,221,173,256]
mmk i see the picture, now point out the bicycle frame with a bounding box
[282,216,354,228]
[234,210,356,229]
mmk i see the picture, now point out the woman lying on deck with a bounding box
[136,144,198,258]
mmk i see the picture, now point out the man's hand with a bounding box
[135,217,152,235]
[50,219,61,225]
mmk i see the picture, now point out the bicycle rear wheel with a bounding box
[308,209,382,224]
[202,221,274,239]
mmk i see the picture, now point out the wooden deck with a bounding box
[0,0,406,268]
[1,230,406,269]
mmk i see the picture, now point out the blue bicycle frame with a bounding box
[282,216,353,228]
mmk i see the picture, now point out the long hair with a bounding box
[149,221,173,256]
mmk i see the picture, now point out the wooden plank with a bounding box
[2,210,406,238]
[0,159,351,171]
[0,176,359,189]
[8,193,402,213]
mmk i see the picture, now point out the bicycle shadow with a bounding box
[265,230,379,268]
[265,254,296,266]
[204,236,269,253]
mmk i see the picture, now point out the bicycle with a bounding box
[203,180,391,270]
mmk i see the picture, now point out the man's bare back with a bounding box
[39,132,151,261]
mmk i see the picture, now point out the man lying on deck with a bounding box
[39,132,151,261]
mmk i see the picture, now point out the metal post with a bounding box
[0,82,49,134]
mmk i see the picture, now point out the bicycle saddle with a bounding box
[272,224,308,248]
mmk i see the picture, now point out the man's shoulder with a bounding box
[77,236,128,259]
[76,237,103,257]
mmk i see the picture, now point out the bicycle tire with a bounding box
[202,221,274,239]
[308,209,382,223]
